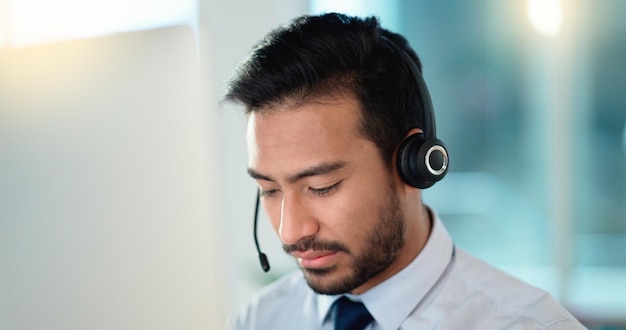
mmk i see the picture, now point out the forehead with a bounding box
[247,93,364,139]
[246,94,367,176]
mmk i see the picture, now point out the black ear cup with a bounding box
[397,133,449,189]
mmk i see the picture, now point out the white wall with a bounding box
[0,26,225,329]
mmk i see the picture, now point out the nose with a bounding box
[278,194,318,245]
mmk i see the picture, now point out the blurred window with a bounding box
[0,0,196,47]
[312,0,626,326]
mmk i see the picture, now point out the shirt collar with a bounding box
[316,207,454,329]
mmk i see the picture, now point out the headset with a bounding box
[252,34,449,272]
[382,34,449,189]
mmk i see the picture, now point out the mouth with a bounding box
[291,250,340,269]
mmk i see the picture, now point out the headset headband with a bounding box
[380,35,437,139]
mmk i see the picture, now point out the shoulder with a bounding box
[227,270,317,330]
[437,249,585,329]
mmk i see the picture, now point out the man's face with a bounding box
[246,95,406,295]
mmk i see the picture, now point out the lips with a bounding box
[292,250,339,269]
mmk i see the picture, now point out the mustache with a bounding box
[283,236,349,254]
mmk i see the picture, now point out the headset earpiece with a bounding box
[397,133,448,189]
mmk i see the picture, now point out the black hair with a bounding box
[224,12,426,168]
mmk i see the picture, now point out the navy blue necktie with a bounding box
[333,297,373,330]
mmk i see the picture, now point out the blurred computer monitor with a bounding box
[0,26,218,329]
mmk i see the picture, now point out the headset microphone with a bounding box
[254,189,270,272]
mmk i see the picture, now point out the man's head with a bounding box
[225,13,434,295]
[225,13,426,168]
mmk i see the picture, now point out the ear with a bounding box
[405,128,423,138]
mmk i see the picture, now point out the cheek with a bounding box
[321,190,379,236]
[327,177,393,239]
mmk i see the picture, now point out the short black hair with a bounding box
[225,12,426,168]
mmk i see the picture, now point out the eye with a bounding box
[309,181,341,197]
[260,188,280,198]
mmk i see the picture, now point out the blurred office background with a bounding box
[1,0,624,329]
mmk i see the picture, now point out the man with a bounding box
[224,12,584,330]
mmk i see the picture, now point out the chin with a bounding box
[302,266,362,295]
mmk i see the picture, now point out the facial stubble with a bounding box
[284,186,405,295]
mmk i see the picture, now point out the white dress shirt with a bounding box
[228,209,586,330]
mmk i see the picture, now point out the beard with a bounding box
[283,185,405,295]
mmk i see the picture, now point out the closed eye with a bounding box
[260,188,280,198]
[309,181,342,197]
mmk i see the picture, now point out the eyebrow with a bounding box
[247,161,346,184]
